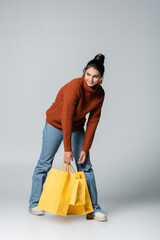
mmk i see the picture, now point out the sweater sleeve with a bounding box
[61,86,79,152]
[82,93,105,154]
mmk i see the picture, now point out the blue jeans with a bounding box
[29,121,101,215]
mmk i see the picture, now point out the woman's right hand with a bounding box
[64,151,73,164]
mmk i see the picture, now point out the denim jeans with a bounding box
[29,121,101,215]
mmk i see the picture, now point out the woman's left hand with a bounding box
[77,151,86,164]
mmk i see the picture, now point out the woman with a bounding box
[28,53,107,222]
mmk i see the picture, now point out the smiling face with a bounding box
[84,67,102,87]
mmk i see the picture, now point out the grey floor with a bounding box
[1,197,160,240]
[1,160,160,240]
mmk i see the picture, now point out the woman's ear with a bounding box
[98,79,102,85]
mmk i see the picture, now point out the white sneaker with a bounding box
[29,207,45,216]
[86,211,107,222]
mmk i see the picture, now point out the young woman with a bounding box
[28,53,107,222]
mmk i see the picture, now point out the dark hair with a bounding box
[82,53,105,78]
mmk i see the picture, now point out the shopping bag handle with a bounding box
[68,164,76,172]
[58,162,66,171]
[64,163,76,173]
[58,162,76,172]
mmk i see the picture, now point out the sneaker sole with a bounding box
[29,209,45,216]
[86,214,107,222]
[94,216,107,222]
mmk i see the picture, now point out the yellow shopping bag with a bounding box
[37,162,94,216]
[70,178,85,205]
[37,162,75,216]
[67,164,94,215]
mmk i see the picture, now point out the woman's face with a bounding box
[84,67,101,87]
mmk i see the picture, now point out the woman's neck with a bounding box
[89,84,98,90]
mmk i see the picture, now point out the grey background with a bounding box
[0,0,160,239]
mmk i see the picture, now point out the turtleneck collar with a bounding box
[82,75,99,93]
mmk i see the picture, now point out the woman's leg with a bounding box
[29,121,63,209]
[71,128,101,214]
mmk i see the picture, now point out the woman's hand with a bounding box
[64,151,73,164]
[77,151,86,164]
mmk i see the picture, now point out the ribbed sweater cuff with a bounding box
[64,147,72,152]
[82,148,89,154]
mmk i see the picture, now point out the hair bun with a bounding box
[94,53,105,65]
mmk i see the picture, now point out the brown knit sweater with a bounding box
[46,75,105,154]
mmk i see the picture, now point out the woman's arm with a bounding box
[61,86,80,163]
[81,93,105,154]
